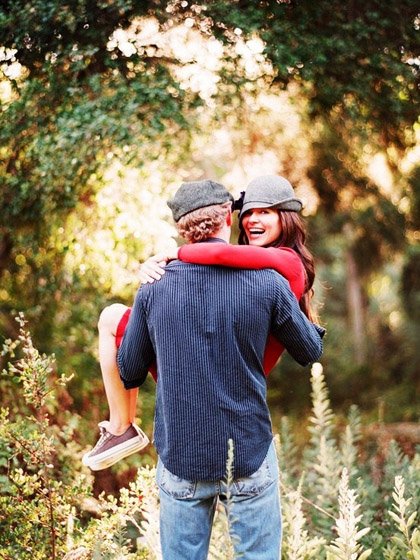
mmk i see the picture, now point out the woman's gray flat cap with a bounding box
[239,175,303,218]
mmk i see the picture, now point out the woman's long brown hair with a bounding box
[238,210,316,321]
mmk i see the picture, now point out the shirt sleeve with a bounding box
[270,274,325,367]
[117,288,156,389]
[178,244,306,300]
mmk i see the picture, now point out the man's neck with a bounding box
[209,225,231,243]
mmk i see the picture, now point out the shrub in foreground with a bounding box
[0,318,418,559]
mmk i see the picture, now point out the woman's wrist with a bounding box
[166,247,179,261]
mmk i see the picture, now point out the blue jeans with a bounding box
[156,440,281,559]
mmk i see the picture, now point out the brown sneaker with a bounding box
[82,421,149,471]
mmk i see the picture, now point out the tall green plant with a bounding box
[303,363,341,530]
[385,475,420,559]
[0,314,91,560]
[1,326,419,559]
[278,363,419,559]
[281,479,326,560]
[327,468,372,560]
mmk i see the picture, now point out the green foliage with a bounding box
[198,0,419,146]
[302,364,341,530]
[326,469,372,560]
[401,243,420,322]
[0,314,92,559]
[183,0,419,405]
[282,478,327,559]
[0,324,419,559]
[279,364,419,560]
[386,475,420,559]
[0,0,418,470]
[0,0,196,354]
[278,416,299,488]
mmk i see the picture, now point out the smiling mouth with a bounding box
[248,228,265,236]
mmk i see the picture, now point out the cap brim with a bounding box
[239,198,303,218]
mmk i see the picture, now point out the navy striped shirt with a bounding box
[117,252,324,481]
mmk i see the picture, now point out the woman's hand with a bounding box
[138,249,178,284]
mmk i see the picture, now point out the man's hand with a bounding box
[138,249,178,284]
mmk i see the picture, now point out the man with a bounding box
[117,179,324,559]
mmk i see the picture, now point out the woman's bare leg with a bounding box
[98,303,138,435]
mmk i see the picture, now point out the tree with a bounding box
[193,0,419,367]
[0,1,196,343]
[1,0,418,419]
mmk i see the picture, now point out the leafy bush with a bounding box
[0,314,92,559]
[0,319,418,559]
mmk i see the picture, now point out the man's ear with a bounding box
[226,211,232,227]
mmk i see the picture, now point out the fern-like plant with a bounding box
[339,405,362,480]
[386,475,420,560]
[282,479,326,560]
[2,322,419,560]
[303,363,341,530]
[327,468,372,560]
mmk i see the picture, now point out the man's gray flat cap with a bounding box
[168,179,233,222]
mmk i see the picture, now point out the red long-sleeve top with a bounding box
[178,243,306,374]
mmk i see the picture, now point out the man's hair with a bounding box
[177,203,231,243]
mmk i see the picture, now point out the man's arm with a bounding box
[116,288,155,389]
[270,275,325,366]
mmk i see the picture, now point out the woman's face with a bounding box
[241,208,281,246]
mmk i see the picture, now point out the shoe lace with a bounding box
[92,426,111,451]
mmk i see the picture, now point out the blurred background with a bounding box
[1,1,419,461]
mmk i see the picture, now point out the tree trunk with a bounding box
[0,231,12,276]
[343,224,367,365]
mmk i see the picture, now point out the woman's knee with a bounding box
[98,303,128,334]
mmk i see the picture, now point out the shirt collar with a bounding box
[200,237,227,244]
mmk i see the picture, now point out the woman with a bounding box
[82,175,317,470]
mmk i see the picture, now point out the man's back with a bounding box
[118,260,323,481]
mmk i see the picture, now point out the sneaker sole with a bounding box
[84,434,150,471]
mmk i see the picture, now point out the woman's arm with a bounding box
[179,243,308,376]
[179,243,306,300]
